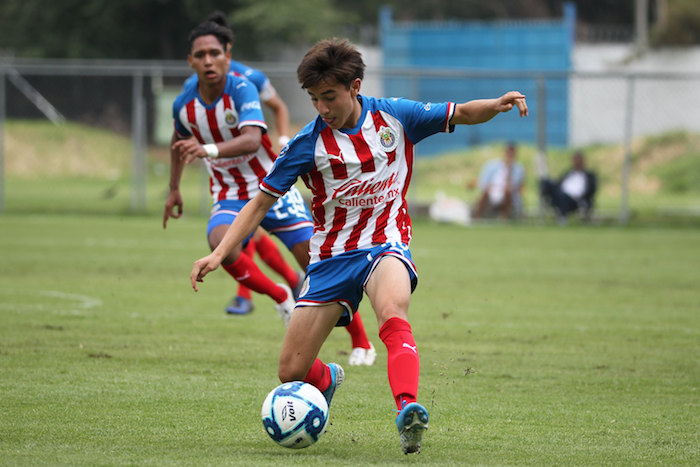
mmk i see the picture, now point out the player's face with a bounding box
[306,78,362,130]
[188,35,230,86]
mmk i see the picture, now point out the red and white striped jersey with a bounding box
[173,74,276,203]
[261,95,455,264]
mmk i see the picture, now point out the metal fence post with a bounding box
[536,74,548,219]
[130,71,147,213]
[0,61,6,214]
[620,75,635,225]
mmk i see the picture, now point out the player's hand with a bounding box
[497,91,528,117]
[162,190,184,229]
[190,254,222,292]
[172,137,205,164]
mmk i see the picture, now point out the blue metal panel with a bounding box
[380,4,574,155]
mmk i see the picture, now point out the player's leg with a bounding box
[253,227,302,291]
[209,223,295,325]
[226,238,255,315]
[279,229,376,366]
[346,311,376,366]
[365,255,428,454]
[279,303,345,406]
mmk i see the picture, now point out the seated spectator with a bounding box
[472,142,525,219]
[540,150,597,223]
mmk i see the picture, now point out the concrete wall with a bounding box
[570,44,700,146]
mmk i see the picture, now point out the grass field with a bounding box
[1,213,698,465]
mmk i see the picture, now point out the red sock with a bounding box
[236,241,256,300]
[346,311,371,349]
[255,233,299,288]
[236,284,252,300]
[379,317,419,410]
[222,255,286,303]
[303,358,331,393]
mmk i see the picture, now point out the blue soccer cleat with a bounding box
[396,401,429,454]
[321,363,344,408]
[225,296,254,315]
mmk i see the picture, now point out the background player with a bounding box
[184,11,298,317]
[164,18,310,325]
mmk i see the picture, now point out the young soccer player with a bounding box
[189,38,528,454]
[163,19,311,325]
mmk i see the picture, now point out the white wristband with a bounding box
[278,135,290,147]
[203,143,219,158]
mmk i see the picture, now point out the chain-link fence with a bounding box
[1,56,699,224]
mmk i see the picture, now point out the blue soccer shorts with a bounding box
[207,186,313,250]
[296,242,418,326]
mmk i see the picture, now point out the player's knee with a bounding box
[376,305,409,328]
[278,363,304,383]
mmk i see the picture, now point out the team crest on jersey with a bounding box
[224,109,238,127]
[378,126,398,152]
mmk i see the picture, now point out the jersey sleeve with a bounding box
[243,68,276,102]
[260,127,317,198]
[380,98,456,144]
[172,94,191,137]
[229,61,277,102]
[231,77,267,132]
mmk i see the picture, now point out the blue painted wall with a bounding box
[380,4,575,156]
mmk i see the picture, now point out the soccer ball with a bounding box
[261,381,329,449]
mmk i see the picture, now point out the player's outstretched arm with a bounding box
[190,191,278,291]
[450,91,528,125]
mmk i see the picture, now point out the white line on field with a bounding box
[40,290,103,309]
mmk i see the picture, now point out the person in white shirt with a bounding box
[472,142,525,219]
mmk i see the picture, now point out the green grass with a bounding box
[3,120,700,225]
[1,214,698,465]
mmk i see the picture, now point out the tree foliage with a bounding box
[651,0,700,46]
[0,0,696,60]
[0,0,236,59]
[229,0,354,59]
[0,0,350,60]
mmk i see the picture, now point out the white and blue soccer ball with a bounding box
[261,381,329,449]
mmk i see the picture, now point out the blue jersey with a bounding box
[260,95,455,263]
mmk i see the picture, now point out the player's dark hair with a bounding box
[188,18,234,52]
[297,38,365,90]
[205,10,235,43]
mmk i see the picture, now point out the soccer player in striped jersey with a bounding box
[163,18,312,326]
[180,12,298,318]
[189,38,528,454]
